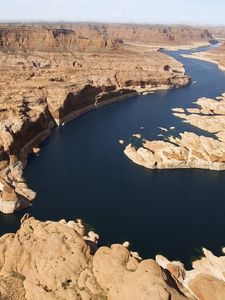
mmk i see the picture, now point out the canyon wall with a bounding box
[0,25,118,52]
[0,24,215,52]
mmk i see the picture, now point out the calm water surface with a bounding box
[1,45,225,267]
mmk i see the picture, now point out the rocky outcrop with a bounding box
[156,248,225,300]
[0,216,224,300]
[124,94,225,170]
[124,132,225,170]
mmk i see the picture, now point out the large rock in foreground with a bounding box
[0,217,196,300]
[0,217,225,299]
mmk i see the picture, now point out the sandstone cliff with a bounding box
[99,24,213,46]
[67,24,214,47]
[0,25,118,52]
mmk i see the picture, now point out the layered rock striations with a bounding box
[0,24,194,213]
[0,25,118,52]
[69,24,213,47]
[0,24,213,50]
[0,216,224,300]
[124,94,225,170]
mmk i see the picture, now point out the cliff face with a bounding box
[0,25,118,52]
[99,25,213,45]
[0,216,224,300]
[0,24,214,53]
[64,24,213,46]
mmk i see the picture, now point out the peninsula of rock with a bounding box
[124,92,225,170]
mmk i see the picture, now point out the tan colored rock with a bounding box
[132,133,142,138]
[32,147,40,154]
[2,185,18,202]
[124,132,225,170]
[172,107,185,113]
[125,93,225,171]
[186,108,201,114]
[0,217,196,300]
[188,274,225,300]
[156,255,186,282]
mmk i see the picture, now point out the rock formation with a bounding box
[0,216,224,300]
[0,24,195,213]
[124,94,225,170]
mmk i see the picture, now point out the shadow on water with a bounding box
[1,45,225,268]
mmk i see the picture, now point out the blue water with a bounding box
[1,45,225,267]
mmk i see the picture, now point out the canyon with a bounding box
[1,23,225,300]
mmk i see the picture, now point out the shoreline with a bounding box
[56,83,191,126]
[160,41,211,51]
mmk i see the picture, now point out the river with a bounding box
[1,45,225,267]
